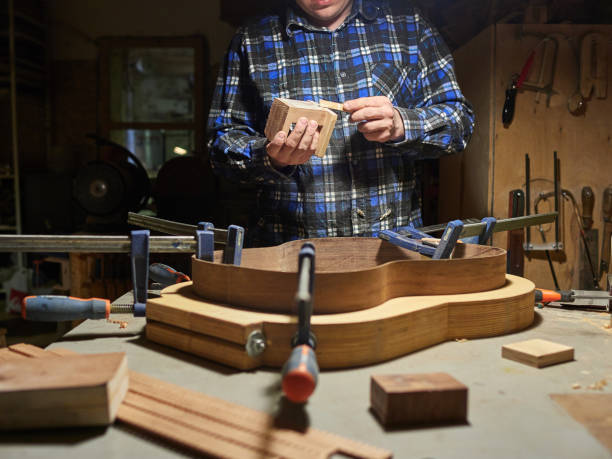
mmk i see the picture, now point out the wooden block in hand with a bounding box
[370,373,468,427]
[264,98,337,158]
[502,338,574,368]
[0,352,129,430]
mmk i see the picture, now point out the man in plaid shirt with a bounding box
[208,0,474,247]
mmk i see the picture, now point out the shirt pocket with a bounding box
[368,62,417,106]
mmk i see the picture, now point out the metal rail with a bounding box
[0,235,197,253]
[420,212,557,238]
[127,212,227,245]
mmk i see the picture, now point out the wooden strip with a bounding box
[117,403,260,459]
[126,371,391,459]
[0,348,27,361]
[8,343,61,359]
[318,99,346,112]
[123,391,317,459]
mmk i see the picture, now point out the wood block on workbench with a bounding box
[0,352,128,429]
[370,373,468,427]
[264,98,337,158]
[502,338,574,368]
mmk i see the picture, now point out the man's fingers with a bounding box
[349,105,394,123]
[343,96,390,112]
[357,118,394,134]
[298,120,319,150]
[285,117,308,150]
[266,131,286,157]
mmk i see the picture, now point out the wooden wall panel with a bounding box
[451,24,612,290]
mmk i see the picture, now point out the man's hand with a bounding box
[343,96,405,143]
[266,117,320,168]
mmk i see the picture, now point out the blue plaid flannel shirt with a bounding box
[207,0,474,247]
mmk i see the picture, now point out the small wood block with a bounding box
[264,98,337,158]
[502,338,574,368]
[0,352,129,429]
[370,373,468,427]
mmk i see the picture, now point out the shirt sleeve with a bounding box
[206,31,295,185]
[392,12,475,157]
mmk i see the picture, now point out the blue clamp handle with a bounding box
[432,220,464,259]
[478,217,497,245]
[196,222,215,262]
[130,230,149,317]
[379,230,436,257]
[222,225,244,265]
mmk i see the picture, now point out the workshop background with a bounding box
[1,0,611,345]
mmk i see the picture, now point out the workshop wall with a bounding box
[444,24,612,291]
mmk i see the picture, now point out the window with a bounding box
[99,38,206,177]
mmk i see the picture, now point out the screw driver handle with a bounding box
[22,295,110,321]
[149,263,190,286]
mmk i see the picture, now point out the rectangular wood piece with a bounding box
[264,98,337,158]
[502,338,574,368]
[0,351,128,430]
[370,373,468,427]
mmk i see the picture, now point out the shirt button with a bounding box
[340,71,347,78]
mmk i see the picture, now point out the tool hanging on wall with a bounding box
[524,152,564,253]
[503,35,559,127]
[580,32,608,101]
[507,190,525,275]
[579,187,600,289]
[600,187,612,278]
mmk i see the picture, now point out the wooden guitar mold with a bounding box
[146,276,534,369]
[191,237,508,314]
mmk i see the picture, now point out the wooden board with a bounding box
[192,237,507,313]
[501,338,574,368]
[264,98,337,158]
[0,347,128,429]
[551,394,612,454]
[4,345,391,459]
[147,274,535,370]
[370,373,468,427]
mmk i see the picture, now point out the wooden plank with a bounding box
[551,394,612,454]
[370,373,468,426]
[264,98,337,158]
[147,274,535,369]
[125,371,392,459]
[502,338,574,368]
[0,352,128,429]
[189,237,507,313]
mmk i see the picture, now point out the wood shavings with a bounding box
[572,383,581,390]
[455,338,469,343]
[587,379,608,391]
[107,319,128,329]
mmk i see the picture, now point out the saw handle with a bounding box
[581,186,594,230]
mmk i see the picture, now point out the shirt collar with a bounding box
[285,0,381,36]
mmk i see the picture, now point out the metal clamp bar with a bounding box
[0,235,197,253]
[127,212,227,245]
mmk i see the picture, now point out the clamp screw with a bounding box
[245,330,267,357]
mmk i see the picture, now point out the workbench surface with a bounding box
[2,306,611,458]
